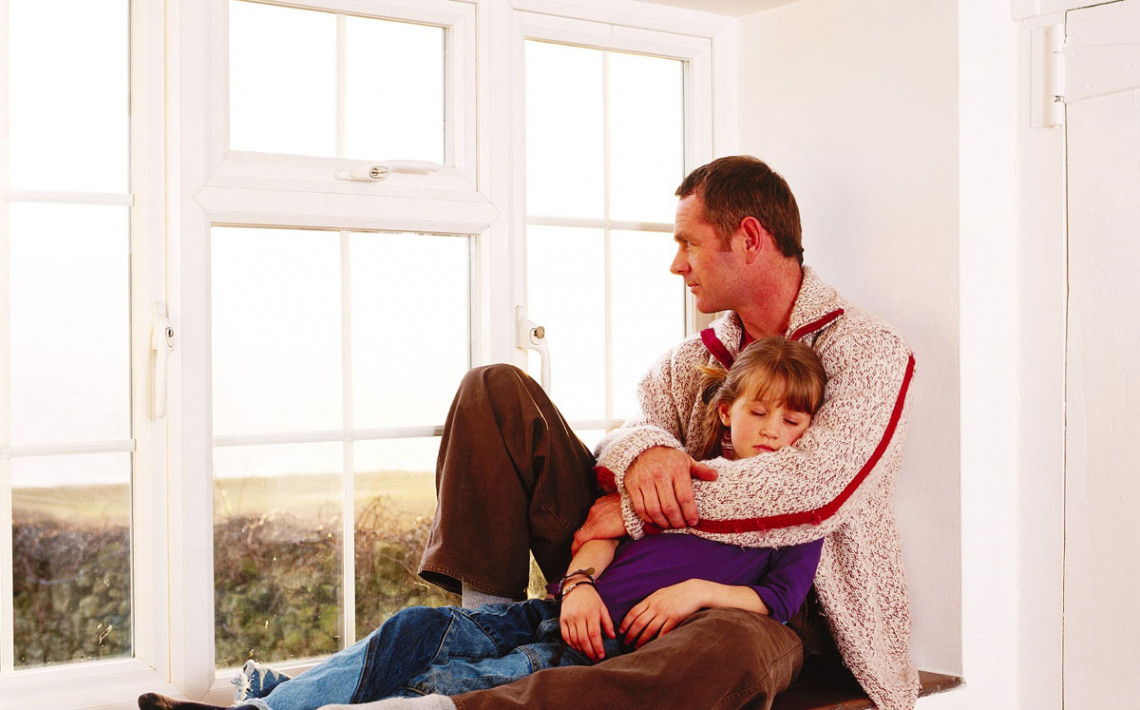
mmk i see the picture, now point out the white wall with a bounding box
[736,0,962,675]
[735,1,1080,708]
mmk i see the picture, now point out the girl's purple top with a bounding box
[554,533,823,625]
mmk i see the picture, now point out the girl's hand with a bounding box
[559,584,615,662]
[619,579,707,648]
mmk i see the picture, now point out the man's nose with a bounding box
[670,250,686,274]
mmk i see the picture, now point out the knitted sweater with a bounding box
[595,267,919,710]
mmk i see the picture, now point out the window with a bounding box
[210,226,470,665]
[2,0,134,672]
[192,0,482,680]
[228,1,446,163]
[524,39,687,442]
[1,0,731,705]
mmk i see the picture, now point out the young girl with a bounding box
[140,336,827,710]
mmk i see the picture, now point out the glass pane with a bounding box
[214,443,344,667]
[8,203,130,445]
[344,17,445,163]
[351,232,470,429]
[8,0,129,192]
[525,41,604,219]
[354,438,455,639]
[526,226,605,421]
[229,0,336,156]
[12,453,132,668]
[212,227,343,436]
[573,428,605,453]
[608,52,685,223]
[611,231,685,420]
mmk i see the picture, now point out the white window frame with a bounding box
[179,2,734,706]
[0,0,172,707]
[174,0,494,701]
[206,0,480,199]
[514,10,717,431]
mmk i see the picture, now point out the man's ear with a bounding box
[718,402,732,427]
[737,216,771,263]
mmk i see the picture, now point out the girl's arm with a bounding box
[620,538,823,648]
[618,580,765,649]
[559,539,619,662]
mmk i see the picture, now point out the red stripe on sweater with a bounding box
[789,309,844,341]
[659,352,915,536]
[595,466,617,493]
[701,328,735,369]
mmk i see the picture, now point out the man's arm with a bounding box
[591,338,717,532]
[605,322,914,548]
[680,325,915,547]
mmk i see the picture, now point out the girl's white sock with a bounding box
[461,584,512,609]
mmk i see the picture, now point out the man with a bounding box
[418,156,919,710]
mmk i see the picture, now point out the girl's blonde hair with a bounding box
[695,336,827,460]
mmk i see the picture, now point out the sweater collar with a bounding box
[708,266,843,356]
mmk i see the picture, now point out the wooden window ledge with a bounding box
[773,666,962,710]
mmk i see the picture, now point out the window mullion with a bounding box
[336,13,346,159]
[1,240,13,677]
[0,0,14,673]
[339,229,356,649]
[601,50,614,427]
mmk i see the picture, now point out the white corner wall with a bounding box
[735,0,962,676]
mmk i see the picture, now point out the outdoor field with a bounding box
[11,470,459,670]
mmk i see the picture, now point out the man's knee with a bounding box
[460,363,531,396]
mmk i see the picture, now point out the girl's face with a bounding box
[719,395,811,458]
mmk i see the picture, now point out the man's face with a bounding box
[670,194,744,313]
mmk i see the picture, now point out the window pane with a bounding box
[212,227,343,436]
[12,453,132,668]
[611,231,684,420]
[354,438,455,639]
[229,0,336,156]
[8,203,130,445]
[344,17,445,163]
[608,52,685,223]
[525,41,604,219]
[351,232,469,429]
[214,443,343,667]
[8,0,129,192]
[526,226,605,421]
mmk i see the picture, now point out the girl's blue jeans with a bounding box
[244,599,623,710]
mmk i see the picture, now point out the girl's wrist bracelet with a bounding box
[557,579,597,601]
[556,567,596,600]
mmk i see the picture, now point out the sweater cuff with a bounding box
[596,426,683,489]
[620,492,647,540]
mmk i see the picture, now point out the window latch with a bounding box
[516,305,551,393]
[150,302,175,420]
[334,160,442,182]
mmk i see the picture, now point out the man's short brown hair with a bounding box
[676,156,803,264]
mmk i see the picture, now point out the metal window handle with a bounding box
[334,160,442,182]
[516,306,551,392]
[150,302,175,420]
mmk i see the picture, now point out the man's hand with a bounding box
[624,446,718,528]
[618,579,707,648]
[572,493,625,554]
[560,583,615,662]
